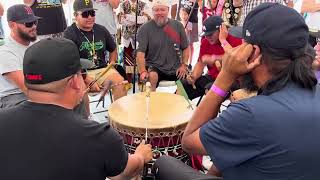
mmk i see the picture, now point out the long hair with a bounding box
[261,44,317,95]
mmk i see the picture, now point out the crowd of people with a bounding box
[0,0,319,179]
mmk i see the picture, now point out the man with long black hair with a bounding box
[154,3,320,180]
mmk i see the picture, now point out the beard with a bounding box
[154,17,168,27]
[17,28,37,42]
[240,73,259,92]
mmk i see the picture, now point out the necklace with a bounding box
[76,25,97,64]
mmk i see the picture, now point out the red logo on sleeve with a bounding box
[25,74,43,81]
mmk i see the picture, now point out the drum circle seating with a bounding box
[108,92,194,177]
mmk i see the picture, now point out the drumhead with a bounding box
[108,92,193,132]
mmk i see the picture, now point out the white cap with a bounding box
[146,0,178,8]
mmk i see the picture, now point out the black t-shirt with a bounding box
[0,101,128,180]
[64,23,116,68]
[31,0,67,35]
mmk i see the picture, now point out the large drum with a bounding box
[108,92,193,173]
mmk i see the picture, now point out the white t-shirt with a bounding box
[0,36,28,98]
[294,0,320,32]
[93,0,117,35]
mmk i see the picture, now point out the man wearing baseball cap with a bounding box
[136,0,190,91]
[181,16,242,100]
[64,0,127,101]
[0,4,40,108]
[0,38,153,180]
[154,3,320,179]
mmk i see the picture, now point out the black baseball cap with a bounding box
[73,0,96,12]
[7,4,41,23]
[200,16,223,37]
[242,3,309,50]
[23,38,94,85]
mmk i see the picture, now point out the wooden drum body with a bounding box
[108,92,193,171]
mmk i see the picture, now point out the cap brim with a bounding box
[309,30,320,38]
[229,26,243,39]
[78,8,97,12]
[15,16,41,23]
[199,30,215,37]
[80,58,95,70]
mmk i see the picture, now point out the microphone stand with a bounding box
[133,0,139,94]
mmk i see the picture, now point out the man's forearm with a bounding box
[109,49,117,64]
[0,3,4,17]
[182,47,190,65]
[191,62,205,80]
[109,154,144,180]
[301,0,320,13]
[182,71,235,154]
[136,52,147,73]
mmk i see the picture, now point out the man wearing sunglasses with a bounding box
[64,0,127,101]
[0,4,40,108]
[23,0,67,39]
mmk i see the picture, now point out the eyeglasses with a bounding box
[81,10,96,18]
[24,21,38,28]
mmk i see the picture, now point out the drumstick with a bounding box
[96,80,129,107]
[145,82,151,142]
[87,63,115,91]
[96,80,113,107]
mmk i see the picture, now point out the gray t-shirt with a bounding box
[137,19,189,75]
[0,36,28,98]
[93,0,117,35]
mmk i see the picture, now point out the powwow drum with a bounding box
[108,92,194,175]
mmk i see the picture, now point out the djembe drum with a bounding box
[108,92,193,176]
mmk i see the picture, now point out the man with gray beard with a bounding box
[136,0,190,91]
[0,4,39,108]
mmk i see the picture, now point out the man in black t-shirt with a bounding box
[64,0,127,101]
[24,0,67,39]
[0,38,153,180]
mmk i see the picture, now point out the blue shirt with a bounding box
[200,83,320,180]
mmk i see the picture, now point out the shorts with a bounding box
[181,74,213,100]
[87,67,121,86]
[148,66,178,87]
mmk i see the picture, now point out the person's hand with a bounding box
[220,43,261,80]
[218,24,228,43]
[135,140,153,163]
[176,64,188,79]
[202,54,223,65]
[215,60,222,71]
[186,74,195,85]
[313,42,320,70]
[140,71,149,82]
[85,76,101,92]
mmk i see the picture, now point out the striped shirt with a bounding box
[238,0,285,25]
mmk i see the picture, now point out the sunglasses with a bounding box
[81,10,96,18]
[24,21,38,28]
